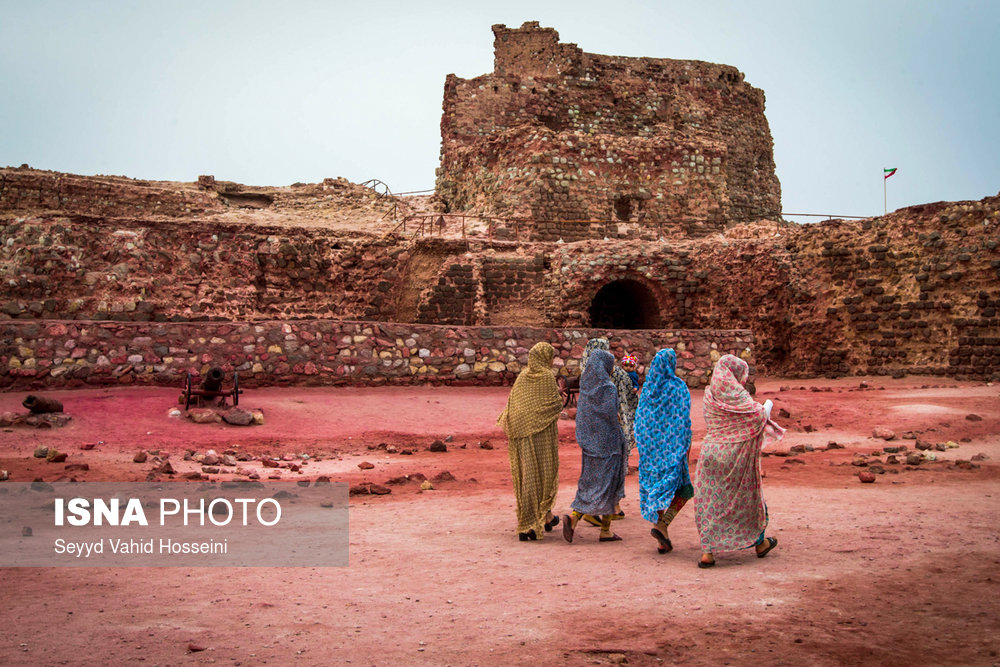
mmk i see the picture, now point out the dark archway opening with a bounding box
[589,279,662,329]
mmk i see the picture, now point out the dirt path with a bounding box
[1,377,998,665]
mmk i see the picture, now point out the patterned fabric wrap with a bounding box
[497,342,563,439]
[572,348,626,515]
[694,354,785,551]
[581,338,638,467]
[635,349,693,522]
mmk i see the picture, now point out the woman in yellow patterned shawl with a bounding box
[497,341,564,540]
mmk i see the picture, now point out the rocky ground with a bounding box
[0,376,998,665]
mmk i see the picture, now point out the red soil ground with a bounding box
[1,376,998,666]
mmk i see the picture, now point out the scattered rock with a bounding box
[188,408,222,424]
[915,440,932,451]
[444,435,453,443]
[419,480,435,491]
[882,445,901,453]
[851,456,868,467]
[971,453,990,462]
[934,443,948,452]
[185,472,204,480]
[65,463,89,472]
[235,451,253,461]
[954,460,979,470]
[386,445,399,454]
[22,526,33,537]
[158,461,175,475]
[965,414,983,422]
[358,461,375,470]
[778,408,791,419]
[0,470,8,481]
[349,482,392,496]
[432,470,456,482]
[314,476,331,485]
[905,453,923,465]
[79,442,97,450]
[945,441,960,449]
[789,444,806,454]
[223,408,254,426]
[201,466,220,474]
[803,424,815,433]
[0,411,21,427]
[251,409,265,425]
[33,446,49,459]
[429,440,448,452]
[262,458,279,468]
[399,449,413,455]
[46,450,67,463]
[858,471,876,483]
[202,454,221,466]
[479,440,493,450]
[222,455,237,467]
[826,442,843,449]
[867,464,885,474]
[901,431,917,440]
[886,455,899,465]
[187,643,207,653]
[872,427,896,441]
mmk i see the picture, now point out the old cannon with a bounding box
[557,374,580,408]
[23,394,64,414]
[182,367,242,410]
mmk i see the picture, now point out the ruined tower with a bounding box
[436,22,782,241]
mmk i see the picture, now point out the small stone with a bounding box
[22,526,33,537]
[358,461,375,470]
[185,472,204,480]
[971,453,989,462]
[202,454,220,465]
[46,450,67,463]
[479,440,493,450]
[905,453,923,465]
[201,466,220,474]
[873,427,896,441]
[222,455,237,467]
[882,445,901,453]
[429,440,447,452]
[386,445,398,454]
[64,463,89,472]
[187,644,207,653]
[33,446,49,459]
[432,470,456,482]
[79,443,96,450]
[867,464,885,474]
[188,408,222,424]
[945,441,960,449]
[901,431,917,440]
[858,471,876,483]
[965,414,983,422]
[444,435,454,443]
[886,455,899,464]
[789,444,806,454]
[262,459,279,468]
[158,461,175,475]
[934,443,948,452]
[826,442,843,449]
[420,480,435,491]
[803,424,815,433]
[778,408,791,419]
[851,456,868,467]
[915,440,932,451]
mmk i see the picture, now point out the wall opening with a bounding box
[614,195,632,221]
[589,279,662,329]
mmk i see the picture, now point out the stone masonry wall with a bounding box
[436,22,780,237]
[0,320,754,391]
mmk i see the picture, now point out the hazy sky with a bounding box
[2,0,998,220]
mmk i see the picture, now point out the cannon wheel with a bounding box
[184,373,193,411]
[233,372,239,407]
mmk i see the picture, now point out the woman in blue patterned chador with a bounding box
[562,348,627,543]
[635,348,694,554]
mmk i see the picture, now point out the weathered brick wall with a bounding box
[1,319,754,391]
[0,215,410,322]
[436,22,780,236]
[0,168,224,218]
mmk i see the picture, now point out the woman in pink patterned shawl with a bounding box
[693,354,784,568]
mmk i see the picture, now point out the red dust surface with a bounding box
[1,376,999,665]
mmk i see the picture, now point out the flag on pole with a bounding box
[884,168,897,179]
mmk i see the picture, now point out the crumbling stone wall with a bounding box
[1,320,753,391]
[436,22,780,237]
[3,172,997,383]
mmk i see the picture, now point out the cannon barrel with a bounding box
[23,394,64,414]
[202,367,224,394]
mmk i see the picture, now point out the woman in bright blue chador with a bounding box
[635,348,694,554]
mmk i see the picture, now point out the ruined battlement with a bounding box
[437,22,781,238]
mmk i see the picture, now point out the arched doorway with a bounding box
[588,279,662,329]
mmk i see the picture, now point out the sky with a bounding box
[2,0,998,221]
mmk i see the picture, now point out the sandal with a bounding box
[610,511,625,521]
[756,536,778,558]
[544,515,560,532]
[518,530,537,542]
[697,558,716,569]
[598,533,623,542]
[562,515,574,543]
[581,514,603,528]
[650,527,672,554]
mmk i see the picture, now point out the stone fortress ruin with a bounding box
[1,22,998,390]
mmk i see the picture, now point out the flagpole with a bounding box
[884,171,887,216]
